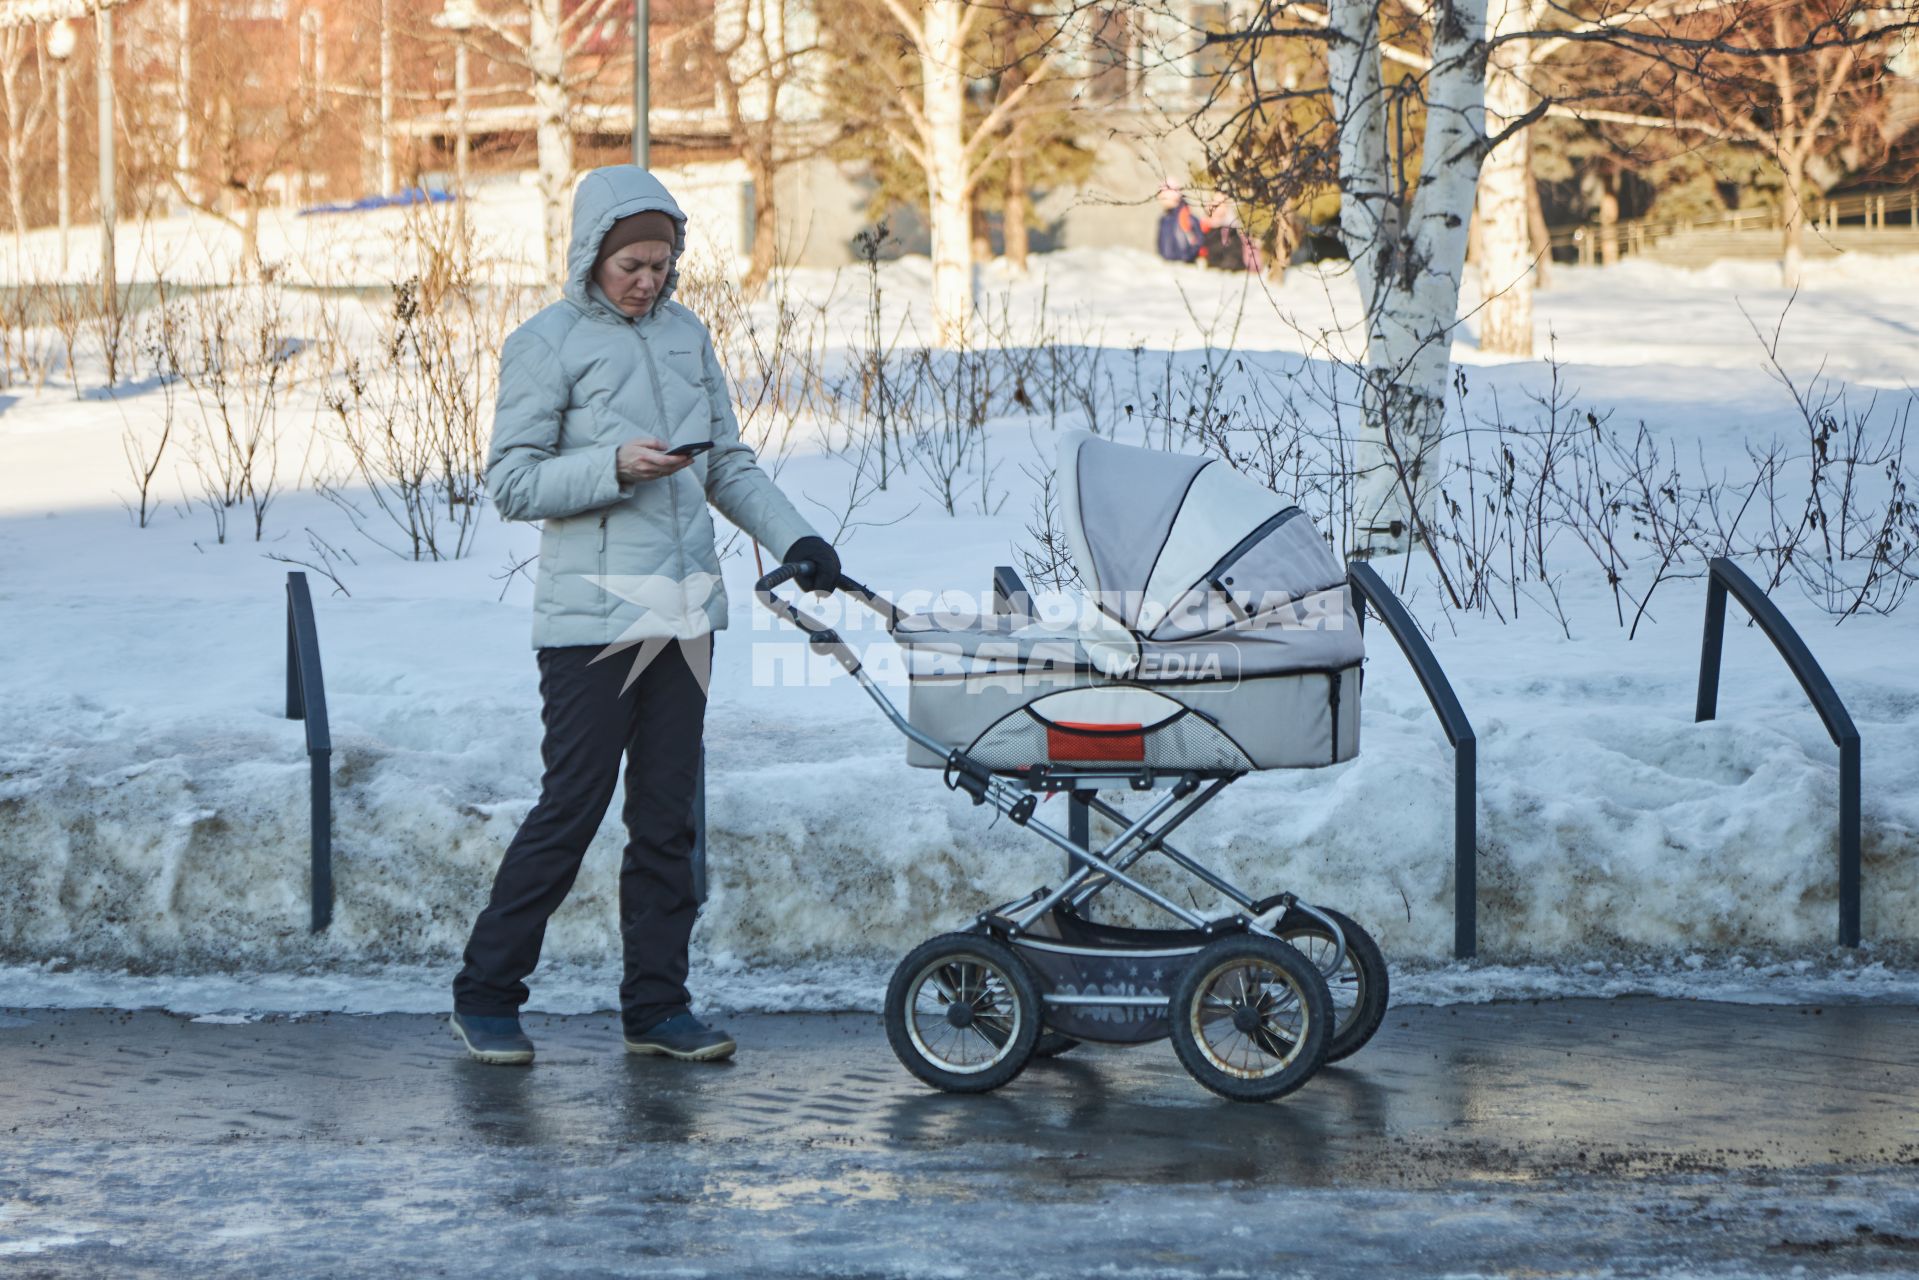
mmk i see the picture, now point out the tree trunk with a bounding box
[1,45,25,261]
[530,0,574,289]
[742,137,780,295]
[922,0,973,347]
[1004,138,1029,272]
[970,201,991,262]
[1781,151,1807,289]
[1331,0,1490,558]
[6,134,25,261]
[1528,160,1552,290]
[1475,1,1538,358]
[241,193,262,279]
[1598,170,1620,267]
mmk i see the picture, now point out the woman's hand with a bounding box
[616,437,695,484]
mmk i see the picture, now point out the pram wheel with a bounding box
[1033,1032,1080,1059]
[1275,906,1389,1063]
[1169,935,1331,1103]
[885,933,1042,1094]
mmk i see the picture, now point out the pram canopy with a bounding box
[1057,430,1362,678]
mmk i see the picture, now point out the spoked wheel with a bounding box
[1033,1031,1080,1060]
[1275,906,1389,1063]
[1169,935,1331,1103]
[885,933,1041,1094]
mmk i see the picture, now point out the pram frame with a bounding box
[755,564,1352,983]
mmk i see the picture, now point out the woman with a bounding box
[449,166,841,1066]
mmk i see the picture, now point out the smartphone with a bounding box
[667,440,715,457]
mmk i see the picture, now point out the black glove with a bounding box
[783,536,841,595]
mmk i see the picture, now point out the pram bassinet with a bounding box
[895,431,1364,773]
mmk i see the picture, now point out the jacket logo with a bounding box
[666,349,695,357]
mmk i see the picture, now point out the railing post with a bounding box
[284,572,334,934]
[1454,735,1476,960]
[1840,738,1861,947]
[692,745,707,905]
[1346,562,1478,960]
[286,595,302,721]
[1694,558,1862,949]
[310,751,333,932]
[1695,572,1727,723]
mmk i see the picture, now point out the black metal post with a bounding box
[309,752,332,933]
[1453,735,1476,960]
[692,746,707,905]
[1346,561,1478,960]
[1695,557,1862,947]
[1695,572,1727,722]
[284,572,334,933]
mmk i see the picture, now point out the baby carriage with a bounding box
[756,431,1388,1102]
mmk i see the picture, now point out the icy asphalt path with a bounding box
[2,999,1917,1278]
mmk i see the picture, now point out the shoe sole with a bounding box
[623,1036,737,1062]
[449,1013,534,1065]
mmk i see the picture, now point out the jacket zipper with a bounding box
[630,315,690,591]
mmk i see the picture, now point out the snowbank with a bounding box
[2,184,1917,1012]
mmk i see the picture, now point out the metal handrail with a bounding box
[1346,562,1479,960]
[284,572,334,933]
[1695,557,1863,946]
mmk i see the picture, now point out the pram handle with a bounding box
[754,561,905,631]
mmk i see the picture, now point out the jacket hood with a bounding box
[563,166,688,319]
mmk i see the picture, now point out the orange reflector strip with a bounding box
[1045,720,1146,763]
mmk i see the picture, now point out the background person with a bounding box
[1156,180,1203,263]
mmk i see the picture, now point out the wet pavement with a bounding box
[2,999,1918,1277]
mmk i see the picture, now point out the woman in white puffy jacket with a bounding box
[449,166,841,1067]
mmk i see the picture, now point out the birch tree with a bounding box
[468,0,628,286]
[707,0,823,293]
[1473,0,1543,357]
[0,22,51,254]
[1324,0,1498,555]
[844,0,1070,345]
[1651,3,1892,289]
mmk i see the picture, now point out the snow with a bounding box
[1,176,1916,1014]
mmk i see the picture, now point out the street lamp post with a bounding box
[632,0,647,169]
[435,0,477,247]
[47,19,74,276]
[95,1,115,318]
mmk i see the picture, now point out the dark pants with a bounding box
[453,641,706,1031]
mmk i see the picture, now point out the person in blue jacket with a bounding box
[448,165,842,1068]
[1156,180,1202,263]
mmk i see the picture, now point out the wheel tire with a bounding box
[1275,906,1389,1064]
[885,933,1042,1094]
[1033,1031,1080,1060]
[1168,934,1332,1103]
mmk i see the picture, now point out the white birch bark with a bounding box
[922,0,973,346]
[1474,0,1541,357]
[529,0,574,288]
[1332,0,1490,556]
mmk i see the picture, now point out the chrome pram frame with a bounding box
[756,561,1388,1102]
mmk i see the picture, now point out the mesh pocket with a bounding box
[966,706,1254,772]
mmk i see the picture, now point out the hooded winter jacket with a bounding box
[485,166,817,648]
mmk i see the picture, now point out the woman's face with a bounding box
[594,240,673,317]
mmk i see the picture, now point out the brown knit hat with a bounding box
[594,210,677,267]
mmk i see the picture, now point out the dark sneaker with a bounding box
[623,1012,736,1062]
[449,1011,535,1065]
